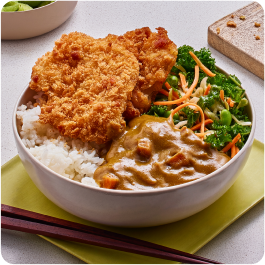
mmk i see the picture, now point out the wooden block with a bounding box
[208,2,264,79]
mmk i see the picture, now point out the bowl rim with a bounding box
[12,66,256,196]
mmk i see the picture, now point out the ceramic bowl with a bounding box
[12,69,255,227]
[1,1,77,40]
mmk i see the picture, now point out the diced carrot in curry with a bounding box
[167,152,190,168]
[101,174,120,189]
[137,138,152,158]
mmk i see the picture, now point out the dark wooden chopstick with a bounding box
[1,204,220,264]
[1,204,222,264]
[2,216,212,264]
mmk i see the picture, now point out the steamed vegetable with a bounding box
[1,1,54,12]
[18,1,42,8]
[1,1,19,11]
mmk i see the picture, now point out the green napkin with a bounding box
[1,139,264,263]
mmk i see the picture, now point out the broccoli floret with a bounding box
[146,104,168,117]
[195,47,216,72]
[176,45,196,72]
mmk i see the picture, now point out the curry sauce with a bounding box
[93,115,230,190]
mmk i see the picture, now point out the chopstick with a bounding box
[1,204,221,264]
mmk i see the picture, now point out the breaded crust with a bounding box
[106,27,178,120]
[29,32,139,144]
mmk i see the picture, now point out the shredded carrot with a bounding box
[170,102,205,134]
[189,51,216,77]
[231,144,236,158]
[204,84,211,95]
[165,82,171,90]
[158,89,178,100]
[164,81,180,99]
[173,90,180,99]
[195,132,207,137]
[179,73,187,90]
[154,65,199,106]
[159,89,170,97]
[231,145,240,158]
[220,90,224,101]
[191,119,213,131]
[222,133,241,153]
[227,97,234,107]
[235,146,240,154]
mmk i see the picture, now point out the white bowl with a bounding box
[1,1,77,40]
[12,70,255,227]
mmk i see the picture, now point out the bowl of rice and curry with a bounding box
[13,27,255,227]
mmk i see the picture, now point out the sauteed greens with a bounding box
[145,45,251,156]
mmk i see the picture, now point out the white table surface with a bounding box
[1,1,264,264]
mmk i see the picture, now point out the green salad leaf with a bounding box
[204,120,251,150]
[146,104,168,117]
[181,107,200,128]
[230,107,250,122]
[197,85,220,110]
[204,128,232,150]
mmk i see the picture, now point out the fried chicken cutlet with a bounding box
[29,28,177,144]
[29,32,139,144]
[106,27,178,120]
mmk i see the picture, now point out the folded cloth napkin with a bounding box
[1,139,264,263]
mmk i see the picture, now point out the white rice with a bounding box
[16,100,105,187]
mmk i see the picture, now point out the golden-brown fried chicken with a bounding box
[29,32,139,144]
[29,28,177,144]
[106,27,178,120]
